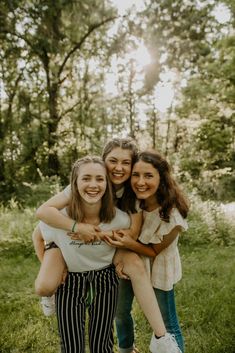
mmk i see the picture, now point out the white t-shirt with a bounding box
[39,207,130,272]
[139,207,188,291]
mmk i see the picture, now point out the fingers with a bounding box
[116,230,124,237]
[61,269,68,284]
[115,263,129,279]
[69,233,81,240]
[113,232,124,240]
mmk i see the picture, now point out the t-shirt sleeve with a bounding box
[39,221,55,243]
[63,185,71,198]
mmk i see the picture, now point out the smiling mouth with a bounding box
[86,191,100,197]
[112,172,125,178]
[135,189,150,195]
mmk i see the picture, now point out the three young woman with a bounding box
[33,138,188,353]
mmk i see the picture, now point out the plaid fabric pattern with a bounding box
[139,208,188,291]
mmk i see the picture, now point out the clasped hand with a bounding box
[103,230,134,249]
[67,224,116,244]
[67,223,101,243]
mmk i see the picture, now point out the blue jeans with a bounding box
[115,279,135,353]
[115,280,184,353]
[154,288,184,353]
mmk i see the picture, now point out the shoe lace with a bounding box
[167,334,182,353]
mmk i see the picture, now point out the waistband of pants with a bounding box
[68,263,115,275]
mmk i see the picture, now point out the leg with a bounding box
[35,247,66,296]
[120,251,166,337]
[56,272,87,353]
[113,250,136,353]
[155,288,184,353]
[88,265,119,353]
[115,279,135,353]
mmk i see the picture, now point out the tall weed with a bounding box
[181,194,235,247]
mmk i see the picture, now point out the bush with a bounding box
[181,194,235,247]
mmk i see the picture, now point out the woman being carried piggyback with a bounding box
[35,156,131,353]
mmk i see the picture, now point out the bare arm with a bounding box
[151,225,182,255]
[104,232,156,257]
[32,225,45,262]
[118,212,143,240]
[36,191,73,231]
[105,225,182,258]
[36,190,100,240]
[99,211,143,240]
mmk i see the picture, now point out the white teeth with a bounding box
[86,191,99,196]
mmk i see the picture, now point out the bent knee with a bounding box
[122,253,146,275]
[35,278,57,297]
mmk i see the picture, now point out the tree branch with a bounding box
[57,16,118,79]
[60,100,81,119]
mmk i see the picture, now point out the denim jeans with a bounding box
[115,279,184,353]
[154,288,184,353]
[115,279,135,353]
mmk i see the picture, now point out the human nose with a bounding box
[114,162,122,171]
[89,178,98,188]
[136,176,145,185]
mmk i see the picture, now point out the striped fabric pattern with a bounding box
[56,265,119,353]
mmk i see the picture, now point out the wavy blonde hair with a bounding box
[67,156,115,223]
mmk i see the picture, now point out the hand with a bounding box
[104,231,135,249]
[97,230,114,241]
[68,223,101,243]
[61,268,68,284]
[115,262,129,280]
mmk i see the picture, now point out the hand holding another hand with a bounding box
[67,223,101,243]
[104,231,135,249]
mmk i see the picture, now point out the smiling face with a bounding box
[131,160,160,206]
[104,147,132,188]
[76,162,107,205]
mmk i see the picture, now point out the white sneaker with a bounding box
[40,295,55,316]
[149,333,182,353]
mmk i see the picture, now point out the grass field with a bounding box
[0,202,234,353]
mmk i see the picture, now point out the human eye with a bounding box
[123,160,131,166]
[145,173,153,178]
[82,176,90,181]
[131,172,138,177]
[97,176,105,182]
[108,158,117,164]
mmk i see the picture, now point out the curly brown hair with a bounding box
[137,151,189,221]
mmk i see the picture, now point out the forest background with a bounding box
[0,0,234,352]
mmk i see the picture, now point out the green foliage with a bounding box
[0,0,234,203]
[182,194,235,247]
[0,176,62,207]
[0,202,234,352]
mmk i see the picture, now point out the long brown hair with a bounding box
[67,156,115,223]
[102,137,138,213]
[137,151,189,221]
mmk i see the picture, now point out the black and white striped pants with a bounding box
[56,265,119,353]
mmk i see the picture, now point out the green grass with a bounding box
[0,204,235,353]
